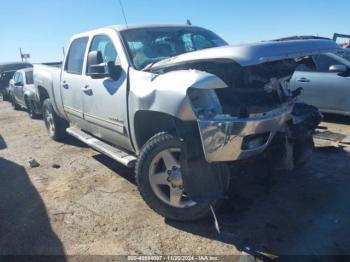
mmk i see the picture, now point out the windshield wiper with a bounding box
[142,61,160,71]
[142,57,173,71]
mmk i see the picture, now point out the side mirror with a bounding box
[329,64,348,73]
[87,51,108,78]
[87,51,122,80]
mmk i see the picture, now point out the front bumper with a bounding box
[197,103,294,162]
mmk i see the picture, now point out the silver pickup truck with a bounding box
[34,24,339,221]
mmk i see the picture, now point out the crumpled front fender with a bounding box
[129,69,227,121]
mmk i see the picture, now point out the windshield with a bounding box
[121,27,228,70]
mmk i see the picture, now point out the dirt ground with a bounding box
[1,99,350,259]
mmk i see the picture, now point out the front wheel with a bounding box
[42,99,68,141]
[136,132,214,221]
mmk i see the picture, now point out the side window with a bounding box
[314,55,340,72]
[13,72,19,82]
[89,35,118,64]
[25,71,33,84]
[12,72,18,82]
[65,37,89,74]
[295,56,317,72]
[17,73,23,84]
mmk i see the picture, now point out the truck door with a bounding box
[9,72,18,100]
[61,37,89,128]
[81,34,131,151]
[17,72,26,105]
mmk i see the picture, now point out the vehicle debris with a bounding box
[51,163,61,169]
[28,158,40,168]
[313,129,350,149]
[210,204,220,234]
[314,130,347,142]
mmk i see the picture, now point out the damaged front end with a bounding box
[186,58,323,168]
[147,40,338,203]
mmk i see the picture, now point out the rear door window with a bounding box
[65,37,89,74]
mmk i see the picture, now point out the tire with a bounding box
[136,132,214,221]
[42,99,68,141]
[1,91,9,102]
[25,97,39,119]
[11,95,20,110]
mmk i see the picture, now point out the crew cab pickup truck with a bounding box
[34,25,340,221]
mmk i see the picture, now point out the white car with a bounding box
[9,68,41,118]
[290,50,350,116]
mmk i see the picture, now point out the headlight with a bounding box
[187,88,222,119]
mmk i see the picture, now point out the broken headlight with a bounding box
[187,88,223,119]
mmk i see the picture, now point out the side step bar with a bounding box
[66,126,137,168]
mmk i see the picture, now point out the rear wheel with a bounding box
[1,91,9,101]
[25,97,39,119]
[136,132,214,221]
[42,99,68,141]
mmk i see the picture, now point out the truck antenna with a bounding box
[19,48,23,62]
[118,0,129,28]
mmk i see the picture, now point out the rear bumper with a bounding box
[197,103,294,162]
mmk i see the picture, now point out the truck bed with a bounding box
[33,64,65,118]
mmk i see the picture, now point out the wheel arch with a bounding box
[37,85,50,106]
[133,110,200,152]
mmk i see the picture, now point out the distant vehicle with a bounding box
[0,62,32,101]
[34,25,338,221]
[274,35,331,41]
[290,50,350,116]
[8,68,41,118]
[333,33,350,48]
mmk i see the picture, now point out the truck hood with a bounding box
[148,39,341,69]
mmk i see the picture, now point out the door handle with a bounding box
[62,81,69,89]
[81,85,92,93]
[297,77,310,83]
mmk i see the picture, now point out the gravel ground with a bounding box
[1,100,350,259]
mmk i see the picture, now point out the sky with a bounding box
[1,0,349,63]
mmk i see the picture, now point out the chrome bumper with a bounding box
[197,103,294,162]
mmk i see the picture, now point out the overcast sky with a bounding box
[1,0,349,63]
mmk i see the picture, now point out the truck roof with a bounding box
[109,24,198,31]
[71,24,204,38]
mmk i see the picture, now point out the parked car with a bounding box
[34,25,339,221]
[0,62,32,101]
[290,50,350,116]
[9,68,41,118]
